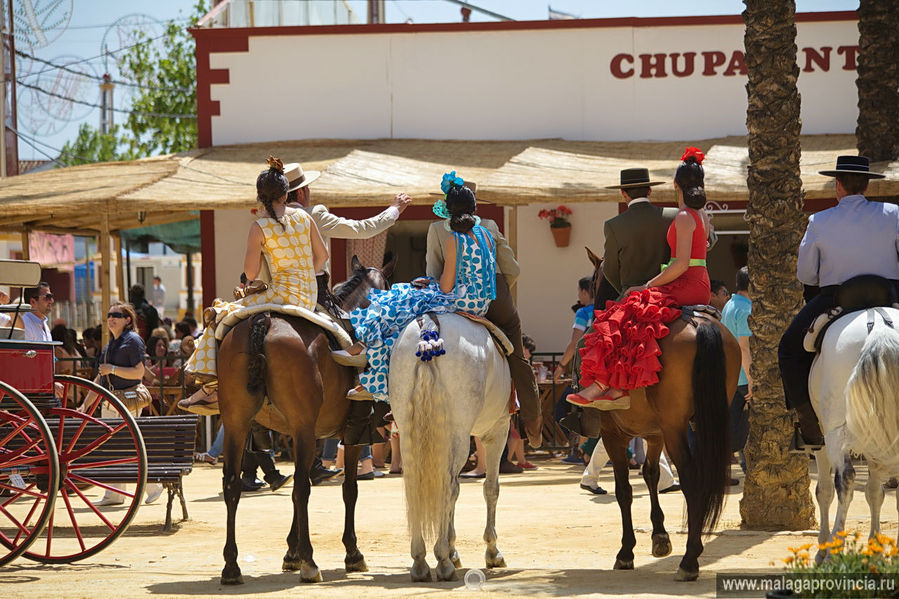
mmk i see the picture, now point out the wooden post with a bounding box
[100,213,111,347]
[114,233,125,301]
[20,230,29,260]
[507,206,518,304]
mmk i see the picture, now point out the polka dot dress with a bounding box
[351,225,496,402]
[187,209,318,377]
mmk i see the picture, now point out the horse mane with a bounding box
[333,269,368,309]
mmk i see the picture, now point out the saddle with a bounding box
[803,275,898,353]
[677,304,722,325]
[212,302,354,349]
[456,312,514,355]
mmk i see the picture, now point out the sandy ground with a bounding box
[4,452,897,599]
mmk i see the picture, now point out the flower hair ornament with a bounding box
[680,147,705,165]
[433,170,465,219]
[266,155,285,173]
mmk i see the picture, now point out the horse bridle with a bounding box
[865,307,894,334]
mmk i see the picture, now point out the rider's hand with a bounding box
[391,193,412,214]
[411,277,430,289]
[745,379,753,402]
[553,365,565,381]
[98,363,114,376]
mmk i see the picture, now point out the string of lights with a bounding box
[16,49,193,93]
[16,79,197,119]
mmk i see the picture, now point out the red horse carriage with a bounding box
[0,259,148,565]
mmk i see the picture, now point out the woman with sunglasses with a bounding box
[94,302,164,506]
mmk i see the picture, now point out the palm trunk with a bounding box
[856,0,899,161]
[740,0,815,530]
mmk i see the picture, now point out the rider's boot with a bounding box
[789,402,825,454]
[342,399,386,446]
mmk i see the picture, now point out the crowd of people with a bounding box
[10,149,892,501]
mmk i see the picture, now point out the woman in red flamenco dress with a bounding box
[569,148,712,411]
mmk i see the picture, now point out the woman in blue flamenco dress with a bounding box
[337,172,497,403]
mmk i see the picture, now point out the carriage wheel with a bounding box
[0,381,59,566]
[18,375,147,563]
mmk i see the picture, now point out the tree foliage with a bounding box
[117,1,206,157]
[57,123,133,166]
[57,1,206,164]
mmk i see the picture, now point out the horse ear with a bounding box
[351,255,363,271]
[381,254,397,279]
[585,247,602,269]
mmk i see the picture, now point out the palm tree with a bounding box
[740,0,815,529]
[856,0,899,161]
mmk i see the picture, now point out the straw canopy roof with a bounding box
[0,135,897,235]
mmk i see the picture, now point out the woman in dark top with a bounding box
[98,302,146,396]
[95,302,164,507]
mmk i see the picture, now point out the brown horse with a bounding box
[217,256,391,584]
[580,248,742,581]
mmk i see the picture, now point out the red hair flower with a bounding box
[681,147,705,165]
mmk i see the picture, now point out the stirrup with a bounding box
[788,425,824,454]
[332,349,368,368]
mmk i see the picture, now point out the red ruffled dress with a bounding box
[579,208,711,391]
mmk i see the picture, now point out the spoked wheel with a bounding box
[0,381,59,566]
[19,375,147,563]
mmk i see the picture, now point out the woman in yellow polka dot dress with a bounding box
[187,156,329,378]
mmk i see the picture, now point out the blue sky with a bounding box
[16,0,857,161]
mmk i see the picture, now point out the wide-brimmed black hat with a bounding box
[819,155,885,179]
[605,167,665,189]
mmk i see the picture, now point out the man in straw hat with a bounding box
[779,155,892,452]
[281,161,411,308]
[422,180,545,448]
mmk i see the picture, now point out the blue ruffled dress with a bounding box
[350,224,497,402]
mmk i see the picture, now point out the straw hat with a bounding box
[283,162,321,192]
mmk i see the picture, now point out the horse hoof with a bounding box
[613,559,634,570]
[282,559,301,571]
[300,565,322,583]
[436,560,457,581]
[674,567,699,582]
[411,563,432,582]
[451,550,462,569]
[486,549,506,569]
[651,533,672,558]
[346,557,368,573]
[221,566,244,585]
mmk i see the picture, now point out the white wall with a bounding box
[214,209,255,299]
[209,18,858,145]
[515,202,619,353]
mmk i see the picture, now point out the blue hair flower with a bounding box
[432,198,451,219]
[440,171,464,194]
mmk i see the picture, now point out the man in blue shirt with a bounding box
[722,267,752,469]
[778,156,894,451]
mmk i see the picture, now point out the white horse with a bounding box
[389,312,512,582]
[808,306,899,563]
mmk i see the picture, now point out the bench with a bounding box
[46,414,199,531]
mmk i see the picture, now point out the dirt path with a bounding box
[4,454,895,598]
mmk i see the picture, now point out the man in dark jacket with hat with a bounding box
[601,168,674,301]
[779,155,894,451]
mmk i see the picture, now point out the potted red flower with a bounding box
[538,205,573,247]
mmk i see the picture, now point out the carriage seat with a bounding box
[803,275,898,353]
[0,327,24,340]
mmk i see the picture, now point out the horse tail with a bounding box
[246,313,270,395]
[402,320,451,543]
[846,325,899,473]
[688,319,730,531]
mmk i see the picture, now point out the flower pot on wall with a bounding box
[550,225,571,247]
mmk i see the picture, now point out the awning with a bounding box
[120,217,201,254]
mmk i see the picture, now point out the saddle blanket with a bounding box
[455,312,514,356]
[213,303,353,349]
